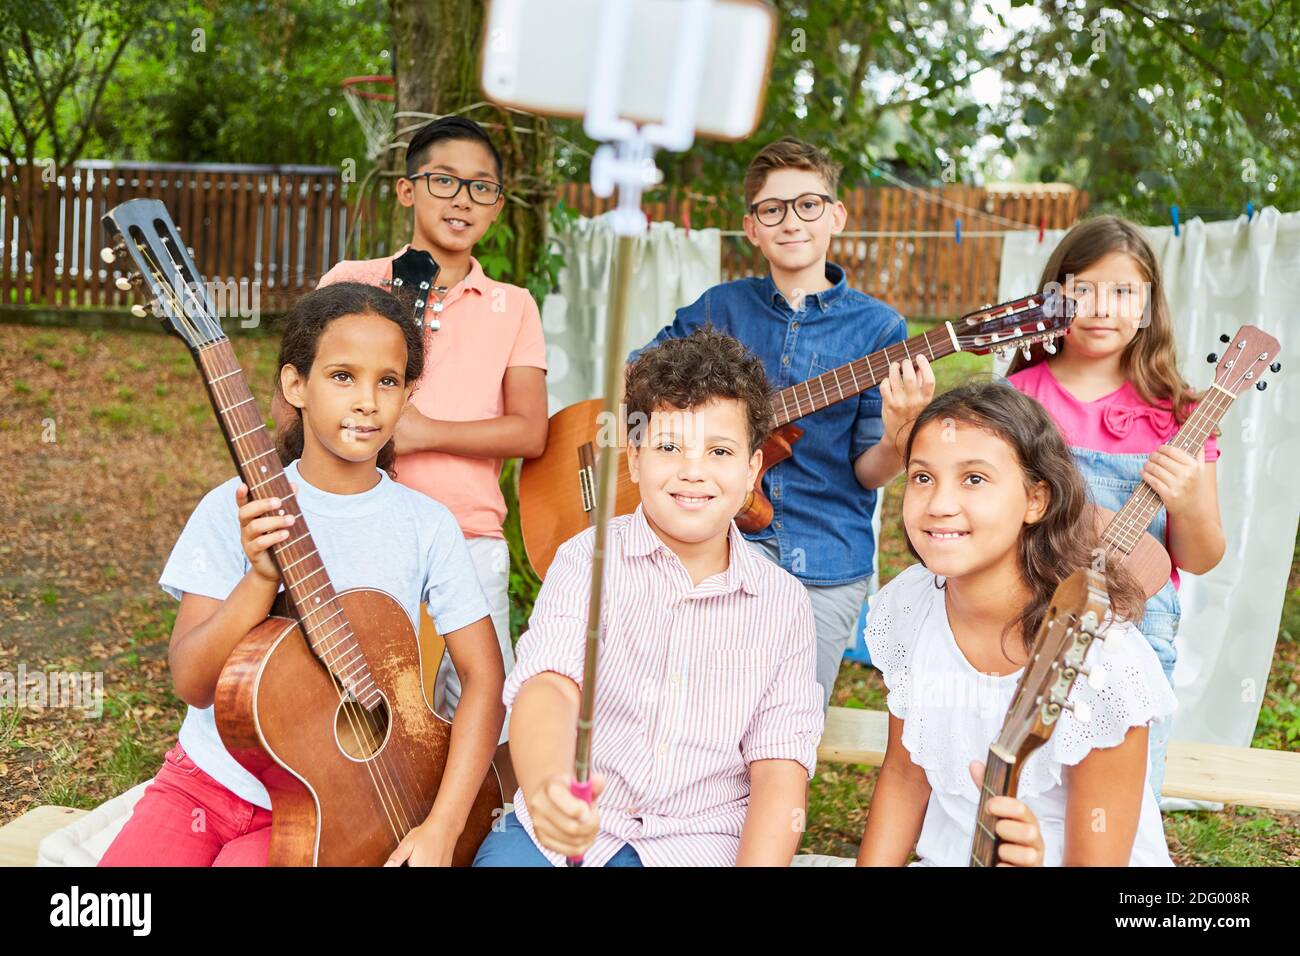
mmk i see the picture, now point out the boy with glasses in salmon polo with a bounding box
[311,117,549,788]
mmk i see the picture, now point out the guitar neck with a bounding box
[770,326,958,427]
[1102,384,1234,557]
[193,339,380,708]
[969,749,1017,868]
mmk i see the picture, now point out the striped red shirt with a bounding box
[504,505,823,866]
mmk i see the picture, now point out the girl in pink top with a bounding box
[1005,215,1226,802]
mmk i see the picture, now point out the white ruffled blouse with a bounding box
[865,563,1177,867]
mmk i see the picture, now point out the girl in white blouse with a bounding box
[857,382,1176,867]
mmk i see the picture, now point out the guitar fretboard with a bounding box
[770,326,956,427]
[970,750,1014,867]
[194,339,380,710]
[1101,385,1234,558]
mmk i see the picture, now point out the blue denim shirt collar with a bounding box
[759,262,848,314]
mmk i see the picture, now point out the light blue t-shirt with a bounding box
[159,459,491,808]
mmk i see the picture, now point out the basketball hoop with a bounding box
[341,75,395,161]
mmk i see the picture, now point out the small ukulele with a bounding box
[102,199,502,865]
[970,568,1111,867]
[1089,325,1281,598]
[520,292,1076,578]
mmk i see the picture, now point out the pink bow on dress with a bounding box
[1101,402,1175,440]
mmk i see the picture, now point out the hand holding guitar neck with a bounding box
[1089,324,1282,599]
[970,568,1111,868]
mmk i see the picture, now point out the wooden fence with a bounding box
[2,160,1084,320]
[559,181,1087,317]
[0,160,351,313]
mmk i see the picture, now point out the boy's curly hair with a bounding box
[624,326,774,453]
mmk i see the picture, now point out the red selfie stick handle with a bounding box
[565,779,594,867]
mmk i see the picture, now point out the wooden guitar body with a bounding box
[215,587,502,867]
[1086,502,1172,600]
[735,422,802,534]
[518,398,641,578]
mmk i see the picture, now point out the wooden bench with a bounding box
[815,707,1300,812]
[4,707,1299,866]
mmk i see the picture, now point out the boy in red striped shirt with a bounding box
[473,328,824,867]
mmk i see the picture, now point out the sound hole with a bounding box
[334,688,391,760]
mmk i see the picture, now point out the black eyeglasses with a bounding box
[749,193,833,227]
[408,172,503,205]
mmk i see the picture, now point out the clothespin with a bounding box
[954,218,962,245]
[682,201,691,234]
[1170,205,1180,237]
[1037,216,1045,243]
[1245,201,1254,221]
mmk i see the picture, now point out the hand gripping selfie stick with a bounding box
[565,0,721,866]
[481,0,775,867]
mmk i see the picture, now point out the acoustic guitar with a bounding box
[1088,324,1281,598]
[970,567,1111,867]
[520,292,1076,578]
[102,199,502,866]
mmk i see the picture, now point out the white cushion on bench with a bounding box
[37,782,149,867]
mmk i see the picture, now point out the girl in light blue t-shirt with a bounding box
[100,282,504,868]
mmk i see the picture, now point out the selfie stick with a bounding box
[567,0,714,866]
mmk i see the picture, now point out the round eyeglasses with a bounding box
[409,172,503,205]
[749,192,833,227]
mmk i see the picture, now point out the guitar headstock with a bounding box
[101,199,223,352]
[991,568,1111,765]
[1204,325,1282,397]
[386,247,441,330]
[955,291,1076,360]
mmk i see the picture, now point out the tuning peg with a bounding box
[1083,661,1107,690]
[1220,333,1230,343]
[1256,380,1267,391]
[427,318,441,332]
[1270,361,1281,373]
[1043,339,1057,355]
[99,247,116,264]
[114,274,139,292]
[1021,345,1032,361]
[1207,352,1218,364]
[130,304,149,319]
[1060,696,1091,723]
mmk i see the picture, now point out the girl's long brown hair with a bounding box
[902,381,1147,655]
[274,282,425,478]
[1007,214,1201,424]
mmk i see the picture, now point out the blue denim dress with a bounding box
[1069,445,1178,802]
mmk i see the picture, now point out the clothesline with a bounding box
[716,228,1048,238]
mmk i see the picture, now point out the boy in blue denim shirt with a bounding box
[631,138,935,708]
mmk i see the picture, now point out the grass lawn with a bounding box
[1,322,1296,865]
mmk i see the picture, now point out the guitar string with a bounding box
[1105,377,1239,556]
[1103,393,1221,555]
[130,232,421,842]
[773,310,1067,424]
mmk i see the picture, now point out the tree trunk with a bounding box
[380,0,556,296]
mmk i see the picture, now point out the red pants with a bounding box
[99,743,272,867]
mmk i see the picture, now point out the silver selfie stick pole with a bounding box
[567,0,714,866]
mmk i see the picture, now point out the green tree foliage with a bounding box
[993,0,1299,221]
[69,0,390,166]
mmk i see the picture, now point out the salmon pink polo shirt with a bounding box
[318,249,547,539]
